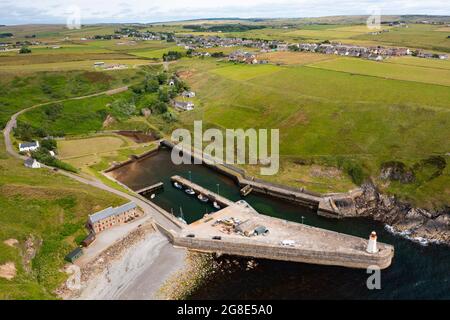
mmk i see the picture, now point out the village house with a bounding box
[174,100,194,111]
[19,141,39,152]
[182,90,196,98]
[87,202,142,234]
[24,158,41,169]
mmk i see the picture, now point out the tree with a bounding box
[40,138,57,151]
[156,72,168,85]
[111,99,136,118]
[19,46,31,54]
[162,111,177,123]
[145,78,160,93]
[150,101,168,114]
[158,87,170,103]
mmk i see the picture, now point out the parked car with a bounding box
[186,234,195,238]
[281,240,296,246]
[212,236,222,240]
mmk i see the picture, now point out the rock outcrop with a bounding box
[330,183,450,245]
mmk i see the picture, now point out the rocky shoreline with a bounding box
[332,182,450,245]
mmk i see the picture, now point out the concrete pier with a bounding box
[164,179,394,270]
[136,182,164,195]
[171,175,235,208]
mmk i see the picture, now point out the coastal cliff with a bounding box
[331,183,450,245]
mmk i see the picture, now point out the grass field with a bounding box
[57,134,157,173]
[130,45,186,59]
[0,138,125,299]
[18,93,129,136]
[210,63,283,80]
[309,57,450,86]
[174,58,450,208]
[257,51,337,65]
[0,59,152,73]
[354,24,450,53]
[385,56,450,70]
[0,68,144,129]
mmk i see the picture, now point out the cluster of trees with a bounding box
[162,51,183,61]
[0,32,13,38]
[31,138,78,173]
[130,71,188,123]
[19,46,32,54]
[14,122,55,141]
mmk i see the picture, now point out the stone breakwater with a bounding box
[331,183,450,245]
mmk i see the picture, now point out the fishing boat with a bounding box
[213,201,221,210]
[198,194,209,203]
[178,207,187,224]
[173,182,183,189]
[185,188,195,195]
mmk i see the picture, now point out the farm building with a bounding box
[182,90,196,98]
[65,247,83,263]
[19,141,39,152]
[174,100,194,111]
[87,202,142,233]
[24,158,41,169]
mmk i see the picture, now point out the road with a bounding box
[3,86,188,299]
[3,86,182,232]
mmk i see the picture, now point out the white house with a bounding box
[182,91,196,98]
[19,141,39,152]
[24,158,41,169]
[174,101,194,111]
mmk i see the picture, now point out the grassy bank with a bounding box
[174,58,450,209]
[0,139,126,299]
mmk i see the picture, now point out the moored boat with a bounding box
[185,188,195,195]
[198,194,209,203]
[173,182,183,189]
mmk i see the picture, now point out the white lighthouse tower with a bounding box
[366,231,378,253]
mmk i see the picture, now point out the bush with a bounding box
[158,88,170,103]
[19,46,32,54]
[40,138,57,151]
[162,111,177,123]
[111,99,136,118]
[162,51,183,61]
[151,101,168,114]
[31,148,78,173]
[336,158,367,185]
[145,78,160,93]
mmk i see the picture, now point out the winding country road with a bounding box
[3,86,182,232]
[2,86,188,299]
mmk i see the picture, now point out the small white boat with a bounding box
[173,182,183,189]
[213,201,221,210]
[150,194,156,199]
[178,217,187,224]
[185,188,195,195]
[198,194,209,203]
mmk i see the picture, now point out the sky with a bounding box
[1,0,449,25]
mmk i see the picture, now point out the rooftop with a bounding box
[88,202,137,224]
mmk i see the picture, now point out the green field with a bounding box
[175,58,450,208]
[354,24,450,53]
[211,64,283,80]
[130,45,186,59]
[309,57,450,86]
[0,68,146,129]
[0,138,126,299]
[18,92,132,136]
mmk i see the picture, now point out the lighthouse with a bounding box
[366,231,378,253]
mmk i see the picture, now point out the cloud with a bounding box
[0,0,449,25]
